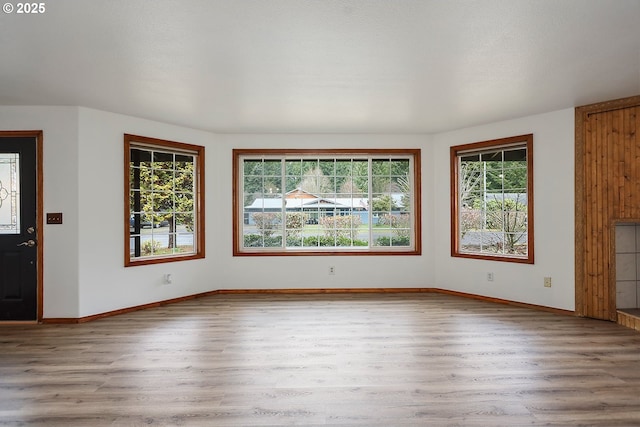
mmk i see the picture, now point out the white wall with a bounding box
[76,118,434,317]
[1,105,575,318]
[432,108,575,311]
[76,108,221,317]
[0,106,80,318]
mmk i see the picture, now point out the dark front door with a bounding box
[0,136,37,320]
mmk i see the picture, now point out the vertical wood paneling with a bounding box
[631,108,636,218]
[590,114,599,317]
[635,109,640,218]
[610,110,623,314]
[583,114,594,316]
[576,96,640,320]
[599,113,607,318]
[612,109,621,216]
[620,109,629,216]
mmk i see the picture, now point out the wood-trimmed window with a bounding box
[125,134,205,266]
[233,149,421,256]
[451,134,533,264]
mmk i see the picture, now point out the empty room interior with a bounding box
[2,0,640,425]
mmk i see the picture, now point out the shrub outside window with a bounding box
[125,134,205,266]
[450,134,533,263]
[233,149,421,256]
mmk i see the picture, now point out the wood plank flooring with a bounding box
[2,292,640,426]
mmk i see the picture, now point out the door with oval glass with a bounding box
[0,135,37,320]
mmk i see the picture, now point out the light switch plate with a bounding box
[46,212,63,224]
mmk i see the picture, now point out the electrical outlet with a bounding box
[329,266,335,275]
[487,272,494,281]
[544,277,552,287]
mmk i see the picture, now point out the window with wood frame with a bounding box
[125,134,205,266]
[233,149,421,256]
[451,134,533,263]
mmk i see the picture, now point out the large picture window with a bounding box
[451,134,533,263]
[125,134,205,266]
[233,149,421,256]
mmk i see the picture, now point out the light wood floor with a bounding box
[2,292,640,426]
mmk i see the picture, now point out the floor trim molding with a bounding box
[42,287,575,324]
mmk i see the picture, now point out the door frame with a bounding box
[0,130,43,322]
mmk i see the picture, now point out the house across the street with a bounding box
[244,188,403,225]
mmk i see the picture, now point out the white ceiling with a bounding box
[1,0,639,134]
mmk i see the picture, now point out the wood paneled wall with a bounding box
[576,95,640,320]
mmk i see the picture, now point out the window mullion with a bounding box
[132,151,141,258]
[368,158,373,247]
[171,155,176,251]
[409,157,415,248]
[281,159,286,248]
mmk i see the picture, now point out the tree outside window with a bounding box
[451,134,533,264]
[233,149,421,256]
[125,134,205,266]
